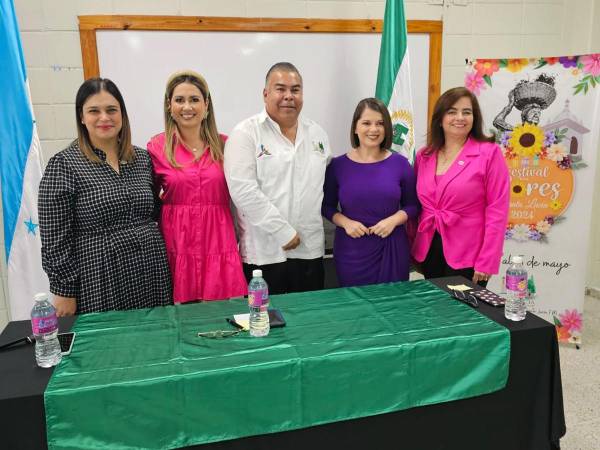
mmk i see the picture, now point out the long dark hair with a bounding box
[75,78,134,163]
[426,87,493,154]
[350,97,393,150]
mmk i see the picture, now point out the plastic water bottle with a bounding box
[504,256,527,321]
[248,269,270,337]
[31,293,62,368]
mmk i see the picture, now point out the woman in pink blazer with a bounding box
[412,87,509,286]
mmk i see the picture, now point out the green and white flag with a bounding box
[375,0,415,162]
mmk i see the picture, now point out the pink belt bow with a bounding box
[417,209,461,233]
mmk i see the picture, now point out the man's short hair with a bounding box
[265,62,302,85]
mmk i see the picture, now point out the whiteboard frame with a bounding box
[78,16,442,126]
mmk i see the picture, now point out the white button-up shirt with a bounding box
[224,110,331,265]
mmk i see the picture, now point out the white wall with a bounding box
[441,0,597,89]
[2,0,598,329]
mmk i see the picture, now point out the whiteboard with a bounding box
[97,30,430,155]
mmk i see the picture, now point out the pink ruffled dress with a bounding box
[147,133,247,303]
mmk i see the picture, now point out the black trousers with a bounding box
[422,232,488,288]
[243,258,325,295]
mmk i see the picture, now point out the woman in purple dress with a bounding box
[322,98,419,287]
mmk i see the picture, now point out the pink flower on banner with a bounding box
[559,309,582,333]
[465,71,485,95]
[580,54,600,76]
[474,59,500,77]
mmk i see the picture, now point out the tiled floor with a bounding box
[559,295,600,449]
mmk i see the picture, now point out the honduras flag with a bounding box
[1,0,49,320]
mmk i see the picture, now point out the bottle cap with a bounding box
[512,256,523,264]
[34,292,49,302]
[252,269,263,278]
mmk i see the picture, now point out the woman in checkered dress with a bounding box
[38,78,172,315]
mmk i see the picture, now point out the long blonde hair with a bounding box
[163,70,223,167]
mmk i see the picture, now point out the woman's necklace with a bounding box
[184,141,205,158]
[176,130,204,158]
[437,146,461,173]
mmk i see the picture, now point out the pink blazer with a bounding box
[411,137,509,274]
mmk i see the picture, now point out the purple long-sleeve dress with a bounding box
[322,152,419,287]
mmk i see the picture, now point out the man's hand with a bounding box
[282,233,301,251]
[342,219,369,238]
[53,296,77,317]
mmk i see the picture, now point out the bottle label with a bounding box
[506,274,527,298]
[248,288,268,307]
[32,315,58,334]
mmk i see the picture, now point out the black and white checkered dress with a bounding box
[38,141,173,314]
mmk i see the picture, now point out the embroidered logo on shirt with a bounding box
[257,144,272,158]
[313,141,325,154]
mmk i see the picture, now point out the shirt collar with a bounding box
[258,108,270,124]
[259,108,305,145]
[260,108,304,128]
[92,147,107,161]
[91,143,129,165]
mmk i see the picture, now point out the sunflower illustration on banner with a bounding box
[465,55,600,345]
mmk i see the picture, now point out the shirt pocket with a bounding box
[256,148,290,192]
[306,147,328,186]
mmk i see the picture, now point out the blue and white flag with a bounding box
[1,0,49,320]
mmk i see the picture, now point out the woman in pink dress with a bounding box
[147,70,247,303]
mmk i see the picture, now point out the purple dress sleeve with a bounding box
[322,159,340,222]
[399,156,420,220]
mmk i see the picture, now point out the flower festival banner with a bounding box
[465,55,600,344]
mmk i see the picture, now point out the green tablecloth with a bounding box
[45,280,510,450]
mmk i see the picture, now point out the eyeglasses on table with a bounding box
[197,329,246,339]
[450,289,479,308]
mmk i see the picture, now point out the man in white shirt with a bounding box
[224,62,331,294]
